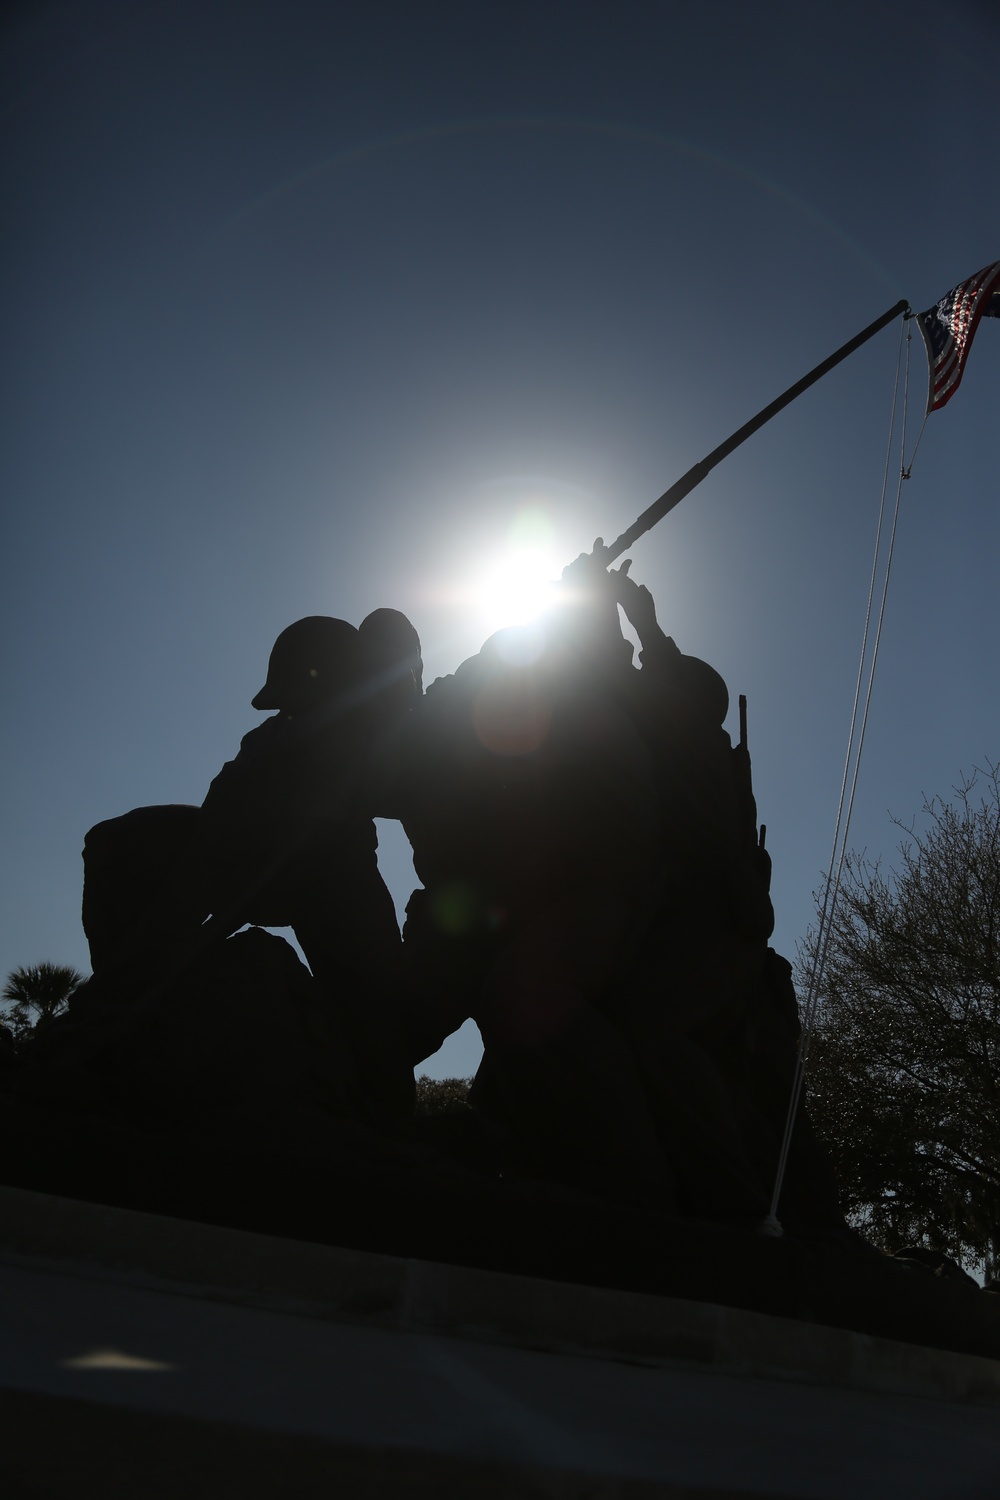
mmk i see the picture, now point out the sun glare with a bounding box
[437,493,601,668]
[475,546,561,634]
[466,503,568,638]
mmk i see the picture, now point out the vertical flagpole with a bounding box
[604,298,910,562]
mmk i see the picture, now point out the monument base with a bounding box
[2,1183,999,1500]
[2,1082,998,1364]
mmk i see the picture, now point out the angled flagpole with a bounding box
[604,298,910,563]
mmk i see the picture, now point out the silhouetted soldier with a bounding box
[199,617,400,986]
[396,550,675,1207]
[357,607,424,819]
[203,613,420,1113]
[81,613,422,1117]
[397,543,830,1222]
[590,565,776,1216]
[598,563,843,1227]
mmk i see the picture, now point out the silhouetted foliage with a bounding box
[803,763,1000,1277]
[414,1074,472,1115]
[1,963,85,1052]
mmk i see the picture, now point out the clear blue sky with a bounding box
[2,0,997,1080]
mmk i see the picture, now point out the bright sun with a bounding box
[474,545,562,635]
[461,501,570,639]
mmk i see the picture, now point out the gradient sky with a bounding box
[2,0,997,1079]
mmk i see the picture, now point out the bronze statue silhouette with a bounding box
[68,573,841,1228]
[395,545,843,1226]
[79,612,423,1117]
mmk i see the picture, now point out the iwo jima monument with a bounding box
[2,266,999,1497]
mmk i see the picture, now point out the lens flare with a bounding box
[473,546,561,635]
[491,620,547,667]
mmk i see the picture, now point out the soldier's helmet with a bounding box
[252,617,361,710]
[677,654,729,726]
[358,608,423,698]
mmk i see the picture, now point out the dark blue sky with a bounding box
[2,0,997,1077]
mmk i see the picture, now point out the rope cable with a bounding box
[903,410,929,477]
[763,314,916,1231]
[804,317,907,1000]
[803,334,912,1031]
[806,320,915,1031]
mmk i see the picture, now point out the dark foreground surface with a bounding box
[2,1089,998,1367]
[2,930,996,1366]
[3,1180,1000,1500]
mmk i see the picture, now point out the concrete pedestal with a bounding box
[2,1184,999,1499]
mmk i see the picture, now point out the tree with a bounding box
[802,762,1000,1278]
[1,963,85,1052]
[414,1074,472,1115]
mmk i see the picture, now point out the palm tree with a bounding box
[1,963,85,1047]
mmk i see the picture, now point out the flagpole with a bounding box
[604,297,910,563]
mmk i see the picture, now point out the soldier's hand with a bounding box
[560,537,614,593]
[613,564,658,637]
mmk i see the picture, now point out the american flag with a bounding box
[915,260,1000,413]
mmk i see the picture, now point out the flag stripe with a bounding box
[916,260,1000,413]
